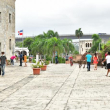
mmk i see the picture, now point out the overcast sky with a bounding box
[15,0,110,37]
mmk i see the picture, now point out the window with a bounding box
[86,43,87,47]
[0,43,1,52]
[88,43,89,47]
[9,13,11,23]
[82,48,83,51]
[90,43,92,47]
[0,12,1,22]
[9,39,11,50]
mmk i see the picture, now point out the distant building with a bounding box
[0,0,16,59]
[79,40,93,54]
[15,47,29,56]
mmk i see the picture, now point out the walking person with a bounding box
[105,52,108,69]
[19,52,23,66]
[86,52,92,71]
[55,51,58,64]
[93,53,98,70]
[102,52,110,77]
[24,53,27,67]
[0,52,7,76]
[69,55,73,66]
[65,54,69,64]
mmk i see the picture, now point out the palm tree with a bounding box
[62,38,75,54]
[44,37,64,63]
[44,30,59,39]
[75,28,83,54]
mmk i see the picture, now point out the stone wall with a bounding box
[0,0,15,59]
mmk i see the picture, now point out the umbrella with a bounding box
[11,56,16,60]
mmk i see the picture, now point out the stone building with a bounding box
[0,0,16,59]
[79,39,93,54]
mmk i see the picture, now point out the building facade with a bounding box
[79,40,93,54]
[0,0,15,59]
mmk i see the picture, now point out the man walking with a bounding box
[86,52,92,71]
[102,52,110,77]
[19,52,23,66]
[0,52,7,76]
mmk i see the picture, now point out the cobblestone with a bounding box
[0,63,109,110]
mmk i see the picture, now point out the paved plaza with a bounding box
[0,63,110,110]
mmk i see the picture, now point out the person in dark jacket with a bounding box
[0,52,7,76]
[19,52,23,66]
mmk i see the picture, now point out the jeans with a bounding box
[1,64,5,76]
[20,58,22,66]
[55,58,58,64]
[11,59,14,65]
[87,62,91,71]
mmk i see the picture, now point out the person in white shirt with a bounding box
[102,52,110,77]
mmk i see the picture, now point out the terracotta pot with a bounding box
[33,68,41,75]
[41,65,47,71]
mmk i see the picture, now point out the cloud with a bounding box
[16,0,110,37]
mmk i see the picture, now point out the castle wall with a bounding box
[0,0,15,59]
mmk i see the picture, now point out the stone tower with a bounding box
[0,0,16,59]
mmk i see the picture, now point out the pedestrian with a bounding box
[105,52,108,69]
[24,53,27,67]
[86,52,92,71]
[65,54,69,64]
[10,55,16,65]
[102,52,110,77]
[55,51,58,64]
[0,52,7,76]
[93,53,98,70]
[19,52,23,66]
[69,55,73,66]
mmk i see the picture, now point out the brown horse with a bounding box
[79,52,103,68]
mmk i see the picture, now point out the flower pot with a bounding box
[33,68,41,75]
[41,65,47,71]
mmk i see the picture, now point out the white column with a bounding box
[36,54,39,63]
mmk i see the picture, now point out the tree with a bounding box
[23,37,34,52]
[62,38,75,54]
[15,42,22,47]
[75,28,83,54]
[43,30,59,39]
[89,34,102,53]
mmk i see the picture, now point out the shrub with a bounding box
[53,57,65,63]
[32,59,36,63]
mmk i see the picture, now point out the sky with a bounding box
[15,0,110,37]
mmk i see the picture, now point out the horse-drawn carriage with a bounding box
[78,52,104,68]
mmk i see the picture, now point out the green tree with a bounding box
[23,37,34,52]
[15,42,22,47]
[43,30,59,39]
[75,28,83,54]
[62,38,75,54]
[89,34,102,53]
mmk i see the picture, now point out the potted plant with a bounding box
[32,62,42,75]
[41,61,49,71]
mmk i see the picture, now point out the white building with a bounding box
[79,39,93,54]
[15,47,29,56]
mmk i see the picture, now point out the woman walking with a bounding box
[24,53,27,67]
[93,53,98,70]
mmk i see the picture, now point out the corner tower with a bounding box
[0,0,16,59]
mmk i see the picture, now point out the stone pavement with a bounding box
[0,63,109,110]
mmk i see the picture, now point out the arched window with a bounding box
[90,43,92,47]
[88,43,89,47]
[86,43,87,47]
